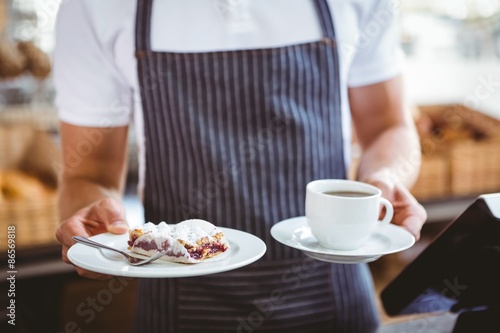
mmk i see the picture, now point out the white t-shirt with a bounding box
[54,0,403,187]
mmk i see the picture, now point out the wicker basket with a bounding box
[450,138,500,196]
[411,104,500,201]
[0,125,35,169]
[0,104,58,132]
[410,155,449,200]
[0,125,60,250]
[0,193,58,249]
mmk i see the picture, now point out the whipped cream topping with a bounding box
[137,219,221,246]
[130,219,228,263]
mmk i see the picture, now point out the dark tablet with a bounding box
[381,193,500,316]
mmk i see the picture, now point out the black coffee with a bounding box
[323,191,372,197]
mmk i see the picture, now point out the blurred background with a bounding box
[0,0,499,332]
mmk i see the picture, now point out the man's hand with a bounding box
[56,123,129,279]
[367,179,427,241]
[56,197,129,280]
[349,76,426,240]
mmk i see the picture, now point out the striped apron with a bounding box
[134,1,379,332]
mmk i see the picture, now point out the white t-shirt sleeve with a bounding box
[347,0,404,87]
[53,0,132,127]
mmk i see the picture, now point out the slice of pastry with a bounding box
[128,219,229,263]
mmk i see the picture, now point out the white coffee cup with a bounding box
[305,179,394,250]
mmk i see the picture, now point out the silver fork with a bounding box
[72,236,166,266]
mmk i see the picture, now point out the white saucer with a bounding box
[270,216,415,264]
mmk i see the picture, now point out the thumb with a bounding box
[90,198,129,234]
[108,220,129,234]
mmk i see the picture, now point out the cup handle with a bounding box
[378,198,394,227]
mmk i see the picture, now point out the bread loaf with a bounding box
[0,40,26,79]
[17,41,51,79]
[0,169,51,202]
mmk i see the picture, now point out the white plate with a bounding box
[67,227,266,278]
[270,216,415,264]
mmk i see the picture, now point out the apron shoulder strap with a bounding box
[135,0,154,52]
[313,0,337,40]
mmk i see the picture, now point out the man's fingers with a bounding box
[88,198,129,234]
[400,216,423,241]
[61,246,71,264]
[56,198,129,280]
[60,231,114,280]
[60,233,113,280]
[55,197,129,281]
[56,217,90,249]
[393,183,420,205]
